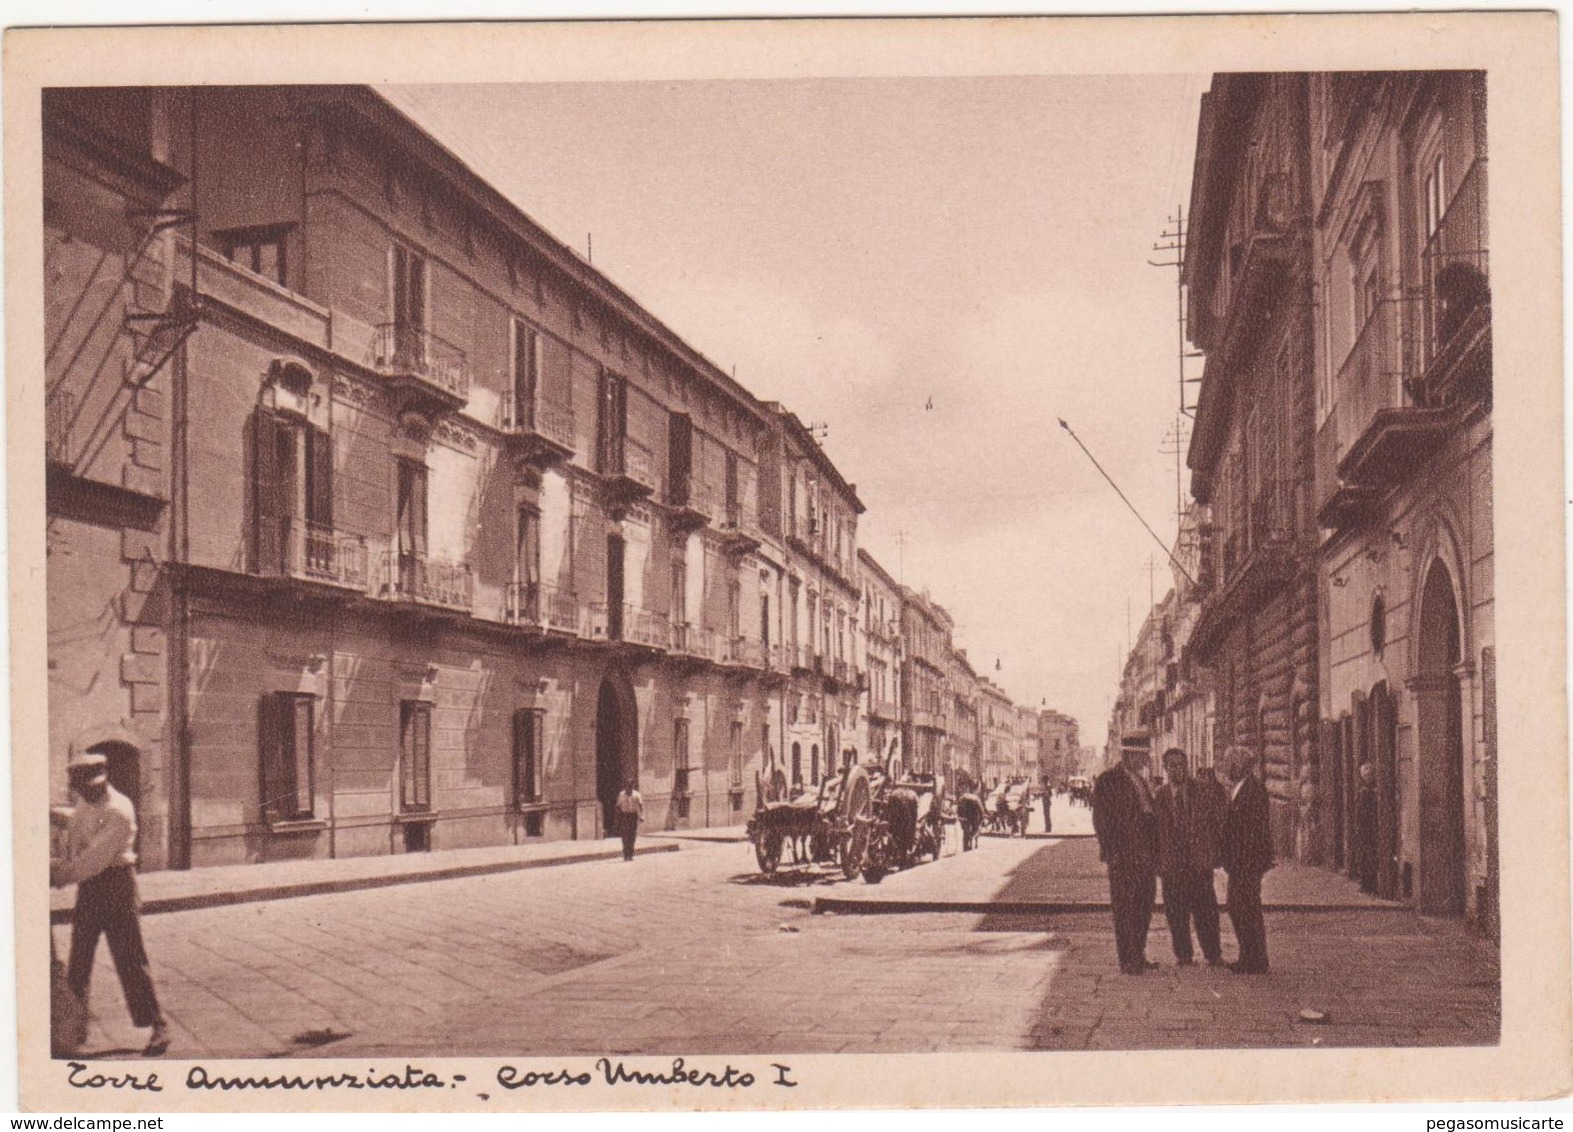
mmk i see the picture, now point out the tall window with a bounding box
[1423,150,1447,241]
[724,449,739,526]
[760,593,771,650]
[670,555,687,631]
[399,700,432,814]
[511,320,539,430]
[673,717,691,796]
[515,505,540,618]
[259,692,315,822]
[254,411,332,574]
[597,370,628,475]
[728,577,741,643]
[806,592,818,657]
[789,580,801,651]
[395,460,428,592]
[392,245,427,353]
[606,533,625,639]
[512,708,543,807]
[668,413,693,506]
[730,721,745,790]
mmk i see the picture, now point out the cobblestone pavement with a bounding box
[57,814,1498,1060]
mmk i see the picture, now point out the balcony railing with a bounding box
[500,392,575,459]
[379,550,473,611]
[728,637,765,669]
[506,580,541,625]
[372,324,471,405]
[1331,299,1405,468]
[283,520,367,590]
[599,435,658,500]
[1422,159,1489,376]
[623,605,670,649]
[832,658,850,684]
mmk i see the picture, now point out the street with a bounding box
[58,798,1498,1060]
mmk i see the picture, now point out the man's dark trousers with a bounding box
[1161,869,1222,963]
[619,815,638,861]
[1226,869,1269,971]
[67,865,162,1028]
[1107,860,1156,971]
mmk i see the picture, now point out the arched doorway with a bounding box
[596,671,638,837]
[1415,560,1466,915]
[88,740,142,859]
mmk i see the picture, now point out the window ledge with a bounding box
[268,817,328,834]
[516,801,549,814]
[394,811,439,824]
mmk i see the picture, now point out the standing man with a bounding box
[1353,763,1379,895]
[1092,736,1159,975]
[1040,777,1053,834]
[614,778,644,862]
[50,752,170,1056]
[1154,748,1225,966]
[1220,746,1274,974]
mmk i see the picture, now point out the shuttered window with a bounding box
[400,700,433,813]
[513,708,543,807]
[259,692,315,822]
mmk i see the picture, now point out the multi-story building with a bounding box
[899,587,951,774]
[1037,709,1080,785]
[45,88,187,868]
[857,549,903,765]
[760,406,865,791]
[1183,73,1321,859]
[47,84,837,868]
[978,679,1018,784]
[1308,72,1494,931]
[945,647,981,788]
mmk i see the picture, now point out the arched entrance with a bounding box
[596,671,638,837]
[1414,560,1466,915]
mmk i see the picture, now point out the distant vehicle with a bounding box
[1067,775,1093,808]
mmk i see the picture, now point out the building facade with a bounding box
[899,588,951,775]
[761,406,866,791]
[1184,72,1322,860]
[1308,71,1494,931]
[857,549,904,765]
[1037,709,1081,785]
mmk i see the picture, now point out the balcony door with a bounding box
[255,410,332,576]
[597,371,628,475]
[668,413,693,506]
[392,245,427,362]
[396,460,428,595]
[606,532,625,640]
[515,505,540,620]
[512,320,539,431]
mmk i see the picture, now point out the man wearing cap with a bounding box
[50,751,170,1055]
[1092,736,1160,975]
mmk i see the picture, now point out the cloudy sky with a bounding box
[389,74,1210,744]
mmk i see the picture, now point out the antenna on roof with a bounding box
[587,233,593,263]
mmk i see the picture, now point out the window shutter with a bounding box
[291,696,314,817]
[258,693,286,821]
[410,465,429,558]
[307,426,334,531]
[253,409,282,572]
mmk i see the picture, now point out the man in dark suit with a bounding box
[1220,746,1273,974]
[1154,747,1226,966]
[1353,762,1379,895]
[1092,736,1159,975]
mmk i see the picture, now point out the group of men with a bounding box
[1092,738,1273,975]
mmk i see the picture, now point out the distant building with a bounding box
[899,587,952,775]
[857,548,903,765]
[1037,709,1080,785]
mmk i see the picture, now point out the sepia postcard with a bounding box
[4,12,1568,1113]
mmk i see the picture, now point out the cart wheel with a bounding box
[839,765,873,880]
[755,830,783,874]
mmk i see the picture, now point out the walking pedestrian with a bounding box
[50,751,170,1056]
[614,779,643,861]
[1092,736,1159,975]
[1353,762,1379,894]
[1220,746,1273,975]
[1154,748,1225,966]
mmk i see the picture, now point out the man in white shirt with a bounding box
[614,779,644,861]
[50,752,170,1055]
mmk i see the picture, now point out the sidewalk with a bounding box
[647,823,750,843]
[814,836,1402,914]
[50,836,679,923]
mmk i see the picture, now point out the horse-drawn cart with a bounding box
[747,760,951,881]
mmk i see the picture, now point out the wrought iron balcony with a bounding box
[599,435,657,507]
[499,392,575,466]
[378,550,473,612]
[506,580,542,626]
[592,602,669,649]
[726,637,766,669]
[46,387,75,468]
[278,520,367,591]
[372,324,470,413]
[1419,159,1491,404]
[665,471,717,534]
[718,503,762,556]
